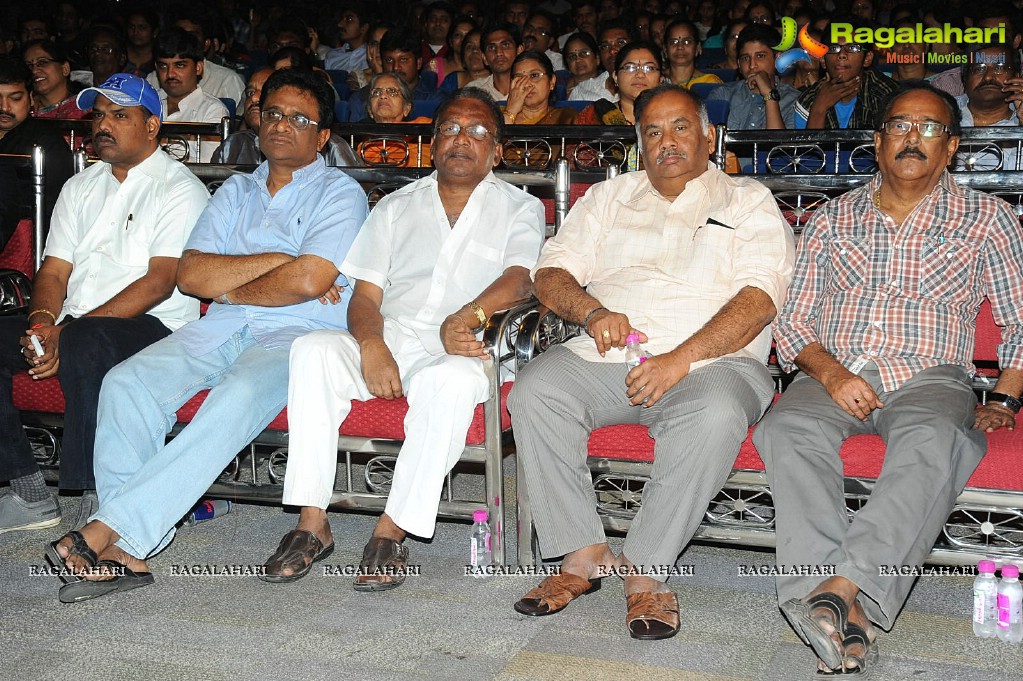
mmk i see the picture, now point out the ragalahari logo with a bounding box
[774,17,829,59]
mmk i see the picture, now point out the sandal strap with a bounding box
[521,574,593,610]
[265,530,327,572]
[66,530,98,567]
[625,591,680,626]
[805,591,849,635]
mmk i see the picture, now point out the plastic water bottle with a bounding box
[469,509,492,573]
[997,564,1023,643]
[973,560,998,638]
[625,333,646,369]
[183,499,232,526]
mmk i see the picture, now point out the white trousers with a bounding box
[282,324,490,538]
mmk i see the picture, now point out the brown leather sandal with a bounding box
[353,536,409,592]
[514,573,601,616]
[625,591,681,640]
[259,530,334,583]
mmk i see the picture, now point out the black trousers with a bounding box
[0,313,171,490]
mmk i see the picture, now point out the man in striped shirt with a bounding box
[755,83,1023,675]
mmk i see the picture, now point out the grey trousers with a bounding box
[509,345,774,581]
[753,364,986,630]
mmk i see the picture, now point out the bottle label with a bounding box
[485,531,491,553]
[973,589,986,624]
[470,538,478,566]
[997,592,1022,627]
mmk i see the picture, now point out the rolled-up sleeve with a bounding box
[729,180,795,312]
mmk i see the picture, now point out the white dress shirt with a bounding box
[569,73,616,102]
[161,85,230,162]
[342,171,545,356]
[42,149,209,329]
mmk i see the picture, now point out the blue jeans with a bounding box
[91,326,289,559]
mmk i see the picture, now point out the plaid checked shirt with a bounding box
[774,171,1023,392]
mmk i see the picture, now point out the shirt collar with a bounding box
[872,169,963,201]
[252,154,327,190]
[627,161,718,204]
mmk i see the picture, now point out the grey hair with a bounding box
[367,72,414,120]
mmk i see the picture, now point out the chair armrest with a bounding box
[514,306,582,369]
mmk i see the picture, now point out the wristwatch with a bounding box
[762,88,780,103]
[467,300,488,333]
[986,392,1022,414]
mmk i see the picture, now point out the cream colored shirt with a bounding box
[534,164,795,367]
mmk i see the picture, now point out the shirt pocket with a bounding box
[455,240,506,294]
[683,222,735,288]
[828,237,870,290]
[107,218,155,269]
[917,237,978,299]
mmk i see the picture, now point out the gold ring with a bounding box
[602,329,610,339]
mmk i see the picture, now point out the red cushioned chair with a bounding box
[516,300,1023,567]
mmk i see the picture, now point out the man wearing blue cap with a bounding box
[0,72,208,535]
[47,68,367,603]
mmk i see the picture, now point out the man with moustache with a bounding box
[212,67,360,167]
[509,84,793,640]
[523,10,565,71]
[953,44,1023,169]
[46,68,367,603]
[0,57,73,248]
[0,73,207,534]
[755,84,1023,675]
[467,23,524,101]
[261,88,544,588]
[154,27,229,163]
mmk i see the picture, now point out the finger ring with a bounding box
[854,398,861,403]
[602,330,610,339]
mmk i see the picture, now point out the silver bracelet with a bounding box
[219,292,232,305]
[581,306,607,334]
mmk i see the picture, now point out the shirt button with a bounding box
[947,252,954,259]
[839,248,847,255]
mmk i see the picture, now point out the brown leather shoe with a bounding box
[353,536,409,592]
[625,591,681,640]
[259,530,334,583]
[514,573,601,616]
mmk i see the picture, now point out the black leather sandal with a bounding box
[45,530,98,584]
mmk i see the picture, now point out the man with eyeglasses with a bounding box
[756,83,1023,675]
[83,26,128,88]
[212,66,360,167]
[261,87,543,589]
[523,10,565,71]
[467,23,525,101]
[794,18,896,129]
[47,68,367,603]
[955,44,1023,170]
[511,84,792,641]
[569,22,635,101]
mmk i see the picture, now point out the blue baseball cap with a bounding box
[76,73,163,121]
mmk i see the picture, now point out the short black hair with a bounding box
[876,82,962,137]
[482,21,523,46]
[0,56,32,90]
[380,27,421,56]
[260,67,336,129]
[124,6,159,33]
[614,39,664,72]
[736,23,781,53]
[634,83,709,132]
[156,27,205,63]
[664,18,700,41]
[433,86,504,142]
[598,18,634,41]
[744,1,777,25]
[270,18,313,50]
[970,3,1020,38]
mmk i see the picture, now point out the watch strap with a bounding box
[987,392,1022,414]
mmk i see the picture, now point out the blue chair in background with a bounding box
[410,99,441,119]
[218,98,237,120]
[325,69,351,101]
[704,99,729,125]
[334,100,350,124]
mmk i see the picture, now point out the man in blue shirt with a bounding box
[706,24,800,129]
[46,68,368,603]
